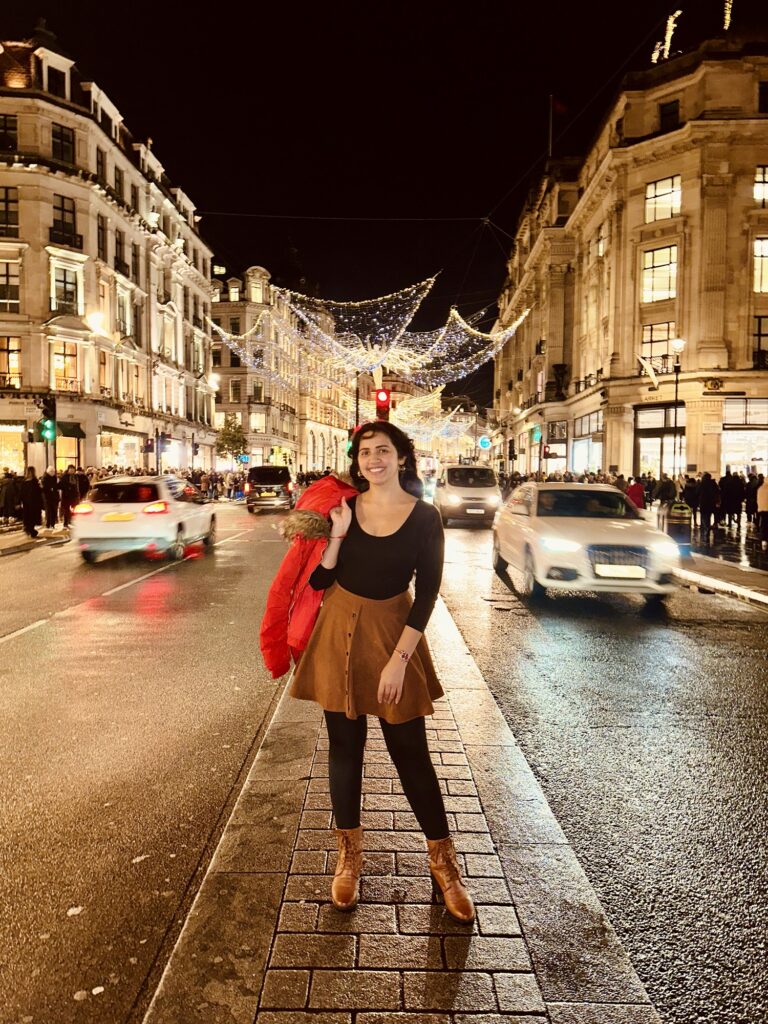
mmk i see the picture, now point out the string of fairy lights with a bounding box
[208,274,530,442]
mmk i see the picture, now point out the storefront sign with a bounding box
[478,435,491,450]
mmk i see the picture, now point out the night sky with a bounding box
[2,0,763,402]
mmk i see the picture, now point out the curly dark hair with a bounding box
[349,421,423,498]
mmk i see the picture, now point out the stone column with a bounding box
[603,403,634,475]
[685,397,724,476]
[696,174,731,370]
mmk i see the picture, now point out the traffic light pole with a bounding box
[155,428,160,475]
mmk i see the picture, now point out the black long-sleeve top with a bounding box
[309,496,444,633]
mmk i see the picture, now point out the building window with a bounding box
[573,411,603,437]
[229,378,241,403]
[116,289,131,336]
[52,123,75,163]
[658,99,680,133]
[130,184,139,212]
[0,187,18,239]
[53,341,78,387]
[754,238,768,293]
[53,193,76,233]
[133,303,142,347]
[131,242,140,283]
[0,260,20,313]
[754,316,768,368]
[755,167,768,209]
[0,115,17,152]
[114,165,124,200]
[645,175,681,222]
[642,245,677,303]
[115,230,126,274]
[229,285,240,302]
[212,346,221,367]
[0,336,21,388]
[95,147,106,182]
[759,82,768,115]
[230,317,241,334]
[230,350,241,368]
[253,382,263,402]
[98,349,108,390]
[723,399,768,426]
[641,322,677,373]
[183,287,190,320]
[249,281,263,303]
[97,214,107,261]
[47,67,67,98]
[52,267,78,313]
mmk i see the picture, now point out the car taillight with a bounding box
[245,483,251,493]
[143,500,169,514]
[73,502,93,515]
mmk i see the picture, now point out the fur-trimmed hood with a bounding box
[281,474,359,542]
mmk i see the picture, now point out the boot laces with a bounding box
[337,832,360,874]
[434,842,461,884]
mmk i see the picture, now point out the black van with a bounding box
[245,465,296,512]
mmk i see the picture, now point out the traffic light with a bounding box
[158,432,169,452]
[192,442,200,455]
[143,438,155,454]
[507,440,516,461]
[542,444,551,459]
[40,394,56,443]
[374,389,391,421]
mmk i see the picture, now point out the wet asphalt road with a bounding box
[439,523,768,1024]
[0,504,286,1024]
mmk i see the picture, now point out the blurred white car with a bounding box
[71,476,216,563]
[433,464,502,526]
[492,482,680,602]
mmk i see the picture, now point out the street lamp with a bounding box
[670,337,686,481]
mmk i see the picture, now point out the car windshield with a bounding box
[446,468,497,488]
[89,482,159,503]
[536,489,640,519]
[248,467,289,483]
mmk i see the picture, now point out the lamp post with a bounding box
[670,337,686,482]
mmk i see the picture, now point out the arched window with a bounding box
[319,433,326,468]
[309,431,316,468]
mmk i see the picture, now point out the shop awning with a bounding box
[57,422,86,439]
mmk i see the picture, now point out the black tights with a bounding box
[324,711,449,841]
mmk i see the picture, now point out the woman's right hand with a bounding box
[329,496,352,537]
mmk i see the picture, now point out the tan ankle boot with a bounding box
[427,836,475,923]
[331,825,363,911]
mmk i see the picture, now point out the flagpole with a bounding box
[548,94,553,159]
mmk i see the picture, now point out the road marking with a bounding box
[0,619,47,646]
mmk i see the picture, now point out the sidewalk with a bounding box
[143,598,662,1024]
[674,551,768,607]
[0,524,69,556]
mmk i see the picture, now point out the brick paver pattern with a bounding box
[254,704,547,1022]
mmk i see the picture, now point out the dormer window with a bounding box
[229,285,240,302]
[659,99,680,133]
[47,66,66,99]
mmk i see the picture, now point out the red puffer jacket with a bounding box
[259,475,359,679]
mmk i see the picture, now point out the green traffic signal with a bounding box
[41,418,56,442]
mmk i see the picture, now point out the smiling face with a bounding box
[356,431,405,487]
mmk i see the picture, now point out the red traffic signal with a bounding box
[374,388,391,421]
[542,444,551,459]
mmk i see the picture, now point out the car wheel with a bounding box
[168,528,185,561]
[492,536,508,575]
[203,515,216,548]
[247,505,256,514]
[644,593,667,606]
[521,549,545,600]
[81,551,97,564]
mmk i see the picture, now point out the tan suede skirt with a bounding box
[289,583,443,724]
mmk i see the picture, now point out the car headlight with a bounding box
[486,495,501,506]
[447,494,462,506]
[651,540,679,558]
[540,537,581,553]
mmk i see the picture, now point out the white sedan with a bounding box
[71,476,216,563]
[492,482,680,603]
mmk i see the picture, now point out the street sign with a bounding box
[478,435,491,450]
[239,454,250,463]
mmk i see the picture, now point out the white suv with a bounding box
[71,476,216,563]
[433,464,502,527]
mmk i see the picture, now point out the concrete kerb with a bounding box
[143,596,662,1024]
[673,564,768,608]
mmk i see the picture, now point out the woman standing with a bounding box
[289,422,474,922]
[20,466,44,538]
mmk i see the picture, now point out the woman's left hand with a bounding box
[378,658,406,705]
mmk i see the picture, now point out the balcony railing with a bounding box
[49,226,83,249]
[51,298,78,315]
[638,355,675,377]
[100,385,113,398]
[572,370,605,393]
[54,377,81,393]
[521,392,544,410]
[753,349,768,370]
[0,373,21,389]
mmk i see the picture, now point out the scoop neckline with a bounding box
[352,495,420,538]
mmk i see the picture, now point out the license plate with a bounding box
[466,508,485,515]
[260,490,276,497]
[103,512,135,522]
[595,564,646,578]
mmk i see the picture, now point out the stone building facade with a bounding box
[212,268,353,473]
[493,31,768,481]
[0,27,217,475]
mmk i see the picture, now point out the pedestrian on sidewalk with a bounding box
[757,475,768,550]
[58,465,79,529]
[41,466,58,529]
[699,472,720,541]
[20,467,44,538]
[287,421,475,923]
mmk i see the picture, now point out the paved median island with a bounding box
[144,598,660,1024]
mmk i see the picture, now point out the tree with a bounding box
[215,414,247,466]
